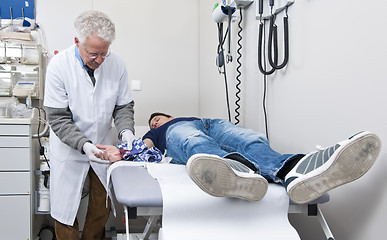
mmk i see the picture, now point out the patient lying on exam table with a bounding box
[96,112,382,204]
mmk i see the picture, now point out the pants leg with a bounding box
[55,218,79,240]
[205,119,300,183]
[80,167,111,240]
[166,120,229,165]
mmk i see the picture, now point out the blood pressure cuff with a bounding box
[116,138,162,163]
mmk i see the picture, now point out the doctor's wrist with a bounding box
[79,139,92,154]
[119,129,134,141]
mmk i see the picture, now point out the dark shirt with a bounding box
[84,65,96,86]
[142,117,200,154]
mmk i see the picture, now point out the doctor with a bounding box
[44,11,135,239]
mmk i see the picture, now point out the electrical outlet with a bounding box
[131,80,142,91]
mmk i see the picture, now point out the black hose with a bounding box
[217,22,232,122]
[269,16,289,69]
[258,21,276,75]
[268,17,279,70]
[258,21,271,140]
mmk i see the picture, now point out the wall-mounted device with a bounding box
[234,0,254,9]
[212,1,254,124]
[212,1,236,23]
[256,0,294,20]
[257,0,293,75]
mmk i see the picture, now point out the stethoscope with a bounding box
[257,0,290,75]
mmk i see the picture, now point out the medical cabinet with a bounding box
[0,29,48,239]
[0,111,44,239]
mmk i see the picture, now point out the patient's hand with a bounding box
[96,145,122,163]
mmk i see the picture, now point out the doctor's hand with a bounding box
[83,142,108,163]
[121,130,135,150]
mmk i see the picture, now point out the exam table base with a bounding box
[121,204,335,240]
[123,206,162,240]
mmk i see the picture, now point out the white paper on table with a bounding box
[147,163,300,240]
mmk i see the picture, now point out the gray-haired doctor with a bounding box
[44,11,135,239]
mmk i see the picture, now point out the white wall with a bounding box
[200,0,387,239]
[35,0,200,126]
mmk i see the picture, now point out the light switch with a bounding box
[131,80,142,91]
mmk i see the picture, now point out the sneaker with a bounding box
[186,153,268,201]
[284,131,381,204]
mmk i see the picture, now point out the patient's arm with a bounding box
[143,138,154,148]
[96,145,122,163]
[96,138,155,163]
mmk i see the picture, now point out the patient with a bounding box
[97,112,381,204]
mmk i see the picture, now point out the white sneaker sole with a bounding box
[287,132,381,204]
[186,154,268,201]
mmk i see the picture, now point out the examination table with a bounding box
[108,161,335,240]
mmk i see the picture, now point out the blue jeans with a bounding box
[166,119,301,184]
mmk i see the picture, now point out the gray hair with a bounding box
[74,10,116,45]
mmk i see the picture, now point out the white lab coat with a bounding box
[44,45,132,225]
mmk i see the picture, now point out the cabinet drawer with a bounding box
[0,136,30,147]
[0,148,30,170]
[0,124,30,136]
[0,172,31,194]
[0,195,30,239]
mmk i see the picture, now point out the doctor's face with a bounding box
[75,35,110,70]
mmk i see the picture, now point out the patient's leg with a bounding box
[165,120,229,164]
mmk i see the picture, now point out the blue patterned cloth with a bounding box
[116,138,163,163]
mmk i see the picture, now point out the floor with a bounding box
[105,233,158,240]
